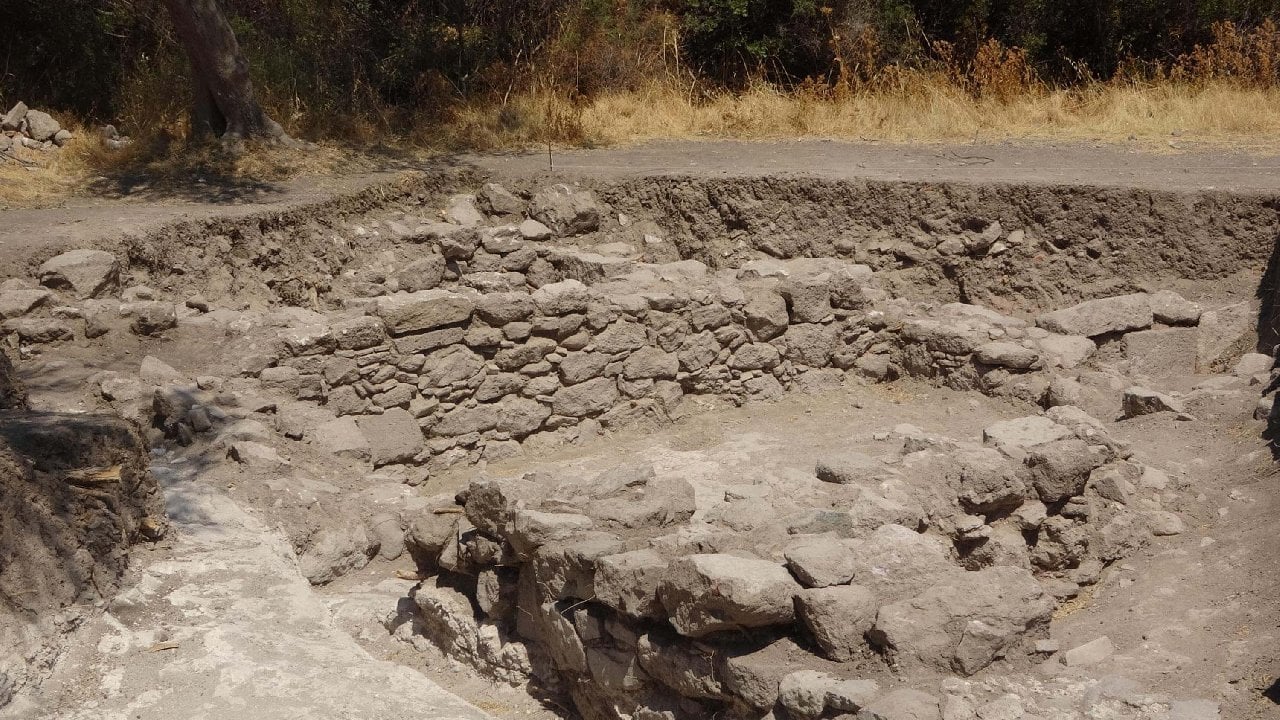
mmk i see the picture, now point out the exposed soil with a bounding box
[0,354,164,708]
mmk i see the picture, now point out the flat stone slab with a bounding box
[982,416,1073,455]
[1036,294,1152,337]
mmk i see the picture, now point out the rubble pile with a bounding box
[0,102,74,153]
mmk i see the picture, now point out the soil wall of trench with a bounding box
[0,352,165,708]
[598,176,1280,321]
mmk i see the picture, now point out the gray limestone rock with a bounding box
[657,554,801,637]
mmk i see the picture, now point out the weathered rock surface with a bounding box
[530,184,603,236]
[1122,386,1186,417]
[657,554,801,637]
[870,566,1052,674]
[376,290,474,335]
[1036,294,1152,337]
[37,249,120,299]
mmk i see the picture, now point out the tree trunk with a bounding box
[162,0,290,143]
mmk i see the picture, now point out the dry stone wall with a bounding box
[4,178,1264,483]
[1,174,1263,495]
[391,398,1194,720]
[204,247,1255,480]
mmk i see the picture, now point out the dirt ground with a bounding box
[1,140,1278,719]
[472,139,1280,193]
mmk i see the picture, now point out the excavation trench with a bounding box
[2,168,1278,719]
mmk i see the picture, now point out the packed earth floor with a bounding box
[0,141,1277,720]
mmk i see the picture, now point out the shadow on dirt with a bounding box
[1253,229,1280,458]
[80,139,469,205]
[1254,228,1280,357]
[0,409,166,614]
[1264,678,1280,704]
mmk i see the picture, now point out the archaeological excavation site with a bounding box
[0,160,1277,720]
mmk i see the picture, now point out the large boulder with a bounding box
[856,688,942,720]
[497,397,551,438]
[846,525,954,602]
[1196,301,1255,372]
[0,101,27,131]
[1034,334,1096,369]
[718,639,801,710]
[1121,386,1186,418]
[419,346,484,389]
[784,536,856,588]
[551,377,619,417]
[474,292,536,326]
[1149,290,1201,326]
[593,548,668,619]
[636,631,725,700]
[1121,328,1198,377]
[479,182,524,216]
[1025,437,1098,502]
[743,288,789,340]
[1036,294,1152,338]
[444,194,485,226]
[0,288,52,319]
[974,342,1039,369]
[297,521,376,584]
[530,184,604,236]
[778,670,880,720]
[312,417,372,461]
[952,447,1028,516]
[394,253,447,293]
[815,451,894,486]
[542,464,695,531]
[869,566,1052,675]
[982,416,1073,458]
[23,109,61,142]
[795,584,878,661]
[532,279,593,315]
[375,290,474,335]
[622,347,679,380]
[37,249,120,299]
[657,554,801,637]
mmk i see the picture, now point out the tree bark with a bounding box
[161,0,290,143]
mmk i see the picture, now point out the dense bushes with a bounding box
[3,0,1279,137]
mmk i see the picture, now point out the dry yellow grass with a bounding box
[0,131,96,207]
[436,76,1280,153]
[5,77,1280,209]
[570,77,1280,147]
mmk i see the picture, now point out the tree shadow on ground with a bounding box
[79,137,469,206]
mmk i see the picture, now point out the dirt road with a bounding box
[472,139,1280,193]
